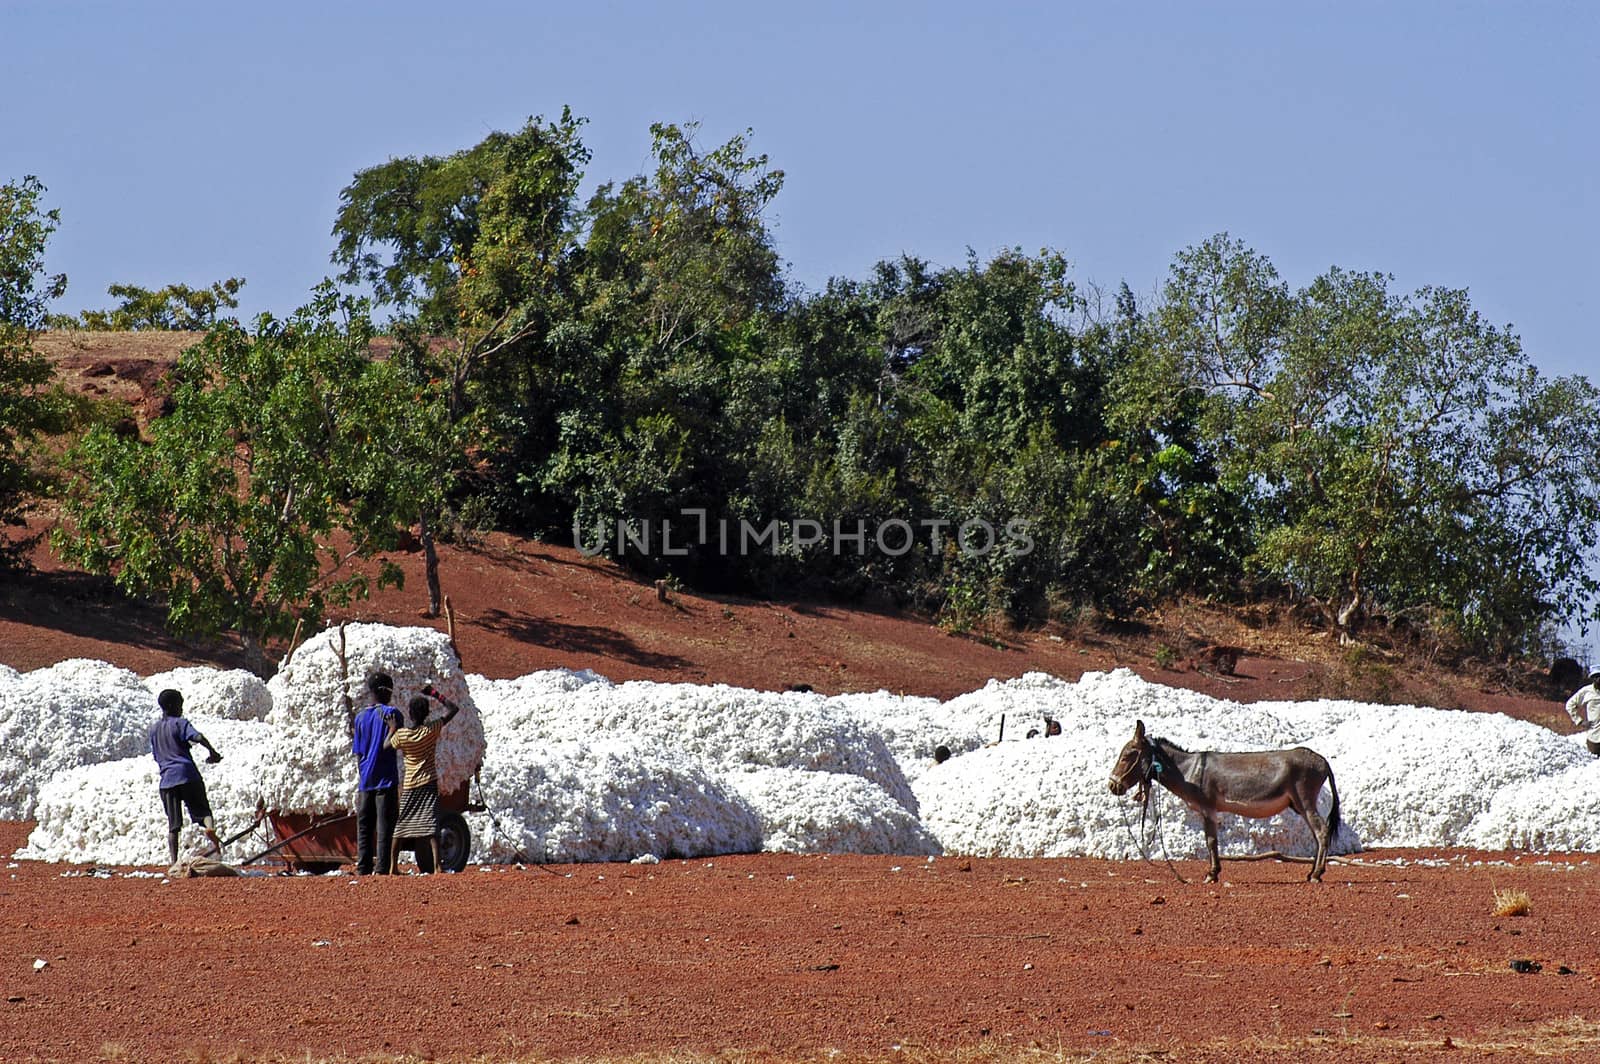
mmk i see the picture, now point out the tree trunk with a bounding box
[1336,588,1364,646]
[241,630,271,679]
[420,512,442,618]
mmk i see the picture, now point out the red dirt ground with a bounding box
[4,333,1596,1061]
[2,817,1598,1063]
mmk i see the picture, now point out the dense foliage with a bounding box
[13,116,1600,661]
[55,287,456,674]
[326,122,1600,654]
[0,176,68,564]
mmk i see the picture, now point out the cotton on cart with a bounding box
[251,622,488,874]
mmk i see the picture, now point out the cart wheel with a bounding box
[290,860,343,875]
[438,810,471,873]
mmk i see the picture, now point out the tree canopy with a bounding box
[52,277,245,330]
[0,176,67,564]
[56,286,455,674]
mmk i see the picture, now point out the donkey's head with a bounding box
[1107,719,1152,796]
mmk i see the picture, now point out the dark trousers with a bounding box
[354,786,397,874]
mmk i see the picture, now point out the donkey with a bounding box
[1107,719,1341,883]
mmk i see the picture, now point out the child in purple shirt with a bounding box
[149,689,223,864]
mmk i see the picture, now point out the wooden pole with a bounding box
[283,617,304,668]
[443,595,462,668]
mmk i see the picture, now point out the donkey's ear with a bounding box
[1133,719,1145,740]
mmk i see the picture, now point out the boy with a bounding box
[351,672,402,875]
[150,689,224,864]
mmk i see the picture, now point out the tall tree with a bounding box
[57,287,454,674]
[332,113,590,606]
[1156,235,1600,653]
[332,110,590,422]
[0,176,67,564]
[545,123,789,564]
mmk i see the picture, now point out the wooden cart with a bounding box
[261,781,482,874]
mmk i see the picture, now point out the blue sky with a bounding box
[3,1,1594,384]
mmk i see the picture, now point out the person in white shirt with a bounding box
[1566,667,1600,756]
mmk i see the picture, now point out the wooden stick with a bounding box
[336,623,354,729]
[443,595,462,668]
[283,617,304,668]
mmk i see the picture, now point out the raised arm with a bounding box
[179,718,222,763]
[422,684,463,726]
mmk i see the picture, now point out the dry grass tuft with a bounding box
[1493,885,1532,916]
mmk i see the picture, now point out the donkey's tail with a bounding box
[1324,766,1342,839]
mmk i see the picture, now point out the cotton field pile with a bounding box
[6,624,1600,868]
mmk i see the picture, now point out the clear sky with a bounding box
[4,1,1595,384]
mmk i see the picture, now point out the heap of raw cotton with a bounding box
[910,670,1597,861]
[466,671,933,859]
[467,737,764,863]
[143,667,272,722]
[13,640,1600,868]
[722,766,938,854]
[18,717,276,864]
[260,623,485,813]
[0,660,156,819]
[468,674,917,810]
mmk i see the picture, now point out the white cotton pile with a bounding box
[144,667,272,722]
[1461,752,1600,850]
[465,738,762,863]
[469,674,916,813]
[16,647,1600,867]
[1267,701,1587,847]
[911,670,1353,861]
[261,623,485,812]
[0,660,156,819]
[826,689,977,783]
[722,766,939,855]
[17,717,276,865]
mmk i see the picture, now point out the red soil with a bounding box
[2,817,1597,1062]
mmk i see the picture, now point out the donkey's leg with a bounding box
[1202,815,1221,883]
[1289,784,1331,882]
[1310,783,1336,882]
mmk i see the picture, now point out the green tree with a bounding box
[545,122,789,565]
[0,176,67,565]
[56,286,454,674]
[332,111,590,422]
[1156,235,1600,653]
[53,277,245,330]
[332,113,590,605]
[1098,279,1251,601]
